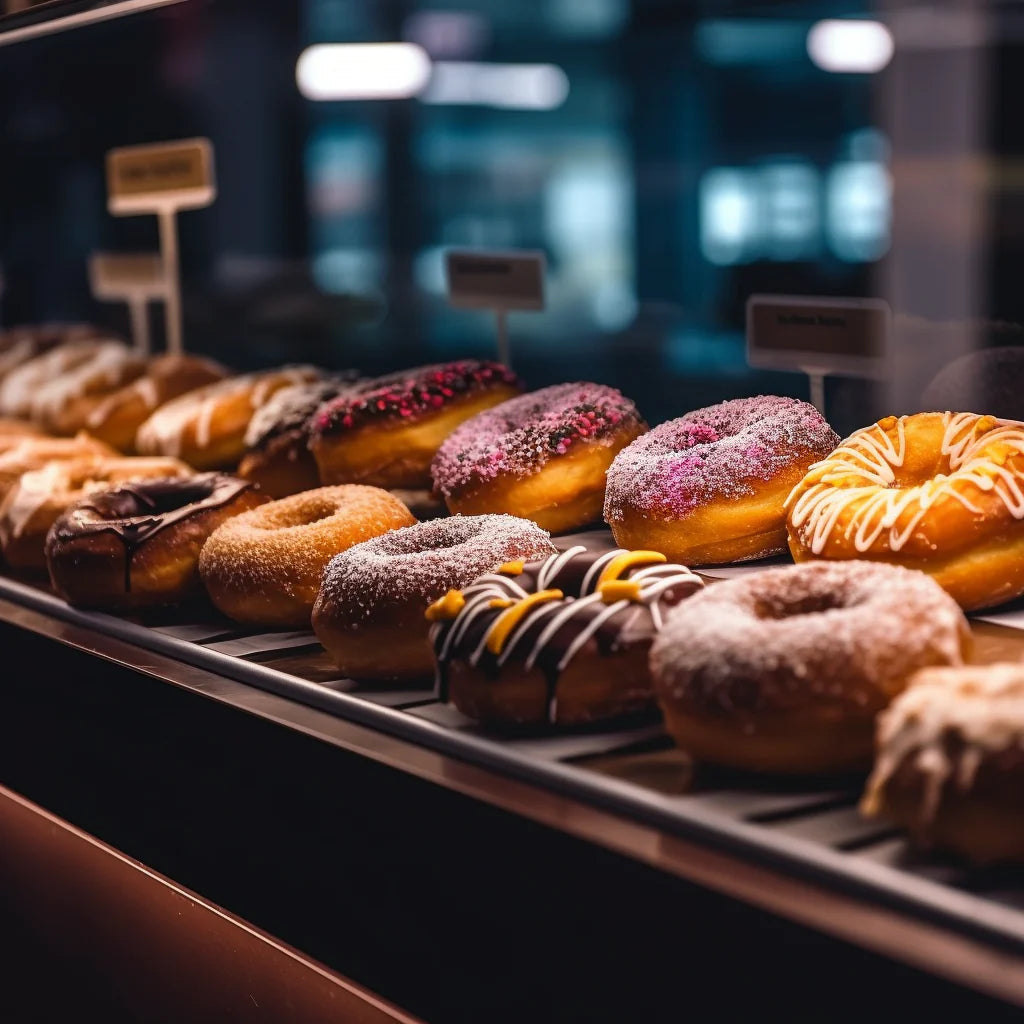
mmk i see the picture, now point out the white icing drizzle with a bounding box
[786,412,1024,554]
[30,344,142,422]
[0,340,119,418]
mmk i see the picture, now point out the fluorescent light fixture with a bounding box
[296,43,431,101]
[807,20,894,73]
[422,62,569,110]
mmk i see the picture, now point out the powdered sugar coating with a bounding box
[431,383,643,497]
[318,514,555,621]
[650,561,968,715]
[604,395,839,522]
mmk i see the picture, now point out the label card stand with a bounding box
[745,294,891,417]
[88,252,166,355]
[444,249,546,368]
[105,137,216,356]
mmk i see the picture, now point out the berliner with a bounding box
[0,455,190,571]
[0,435,117,504]
[46,474,266,612]
[199,485,416,628]
[310,360,521,489]
[432,383,646,533]
[84,354,228,452]
[605,395,838,565]
[649,561,970,774]
[427,546,704,727]
[135,366,319,470]
[862,663,1024,864]
[312,514,556,682]
[239,376,358,497]
[786,411,1024,611]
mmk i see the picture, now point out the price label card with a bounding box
[89,252,165,300]
[445,250,546,311]
[106,137,216,215]
[746,294,890,376]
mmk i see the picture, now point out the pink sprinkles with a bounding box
[431,382,643,498]
[311,360,519,436]
[603,395,839,521]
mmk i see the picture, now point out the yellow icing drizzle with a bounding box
[598,579,642,604]
[488,598,514,609]
[486,589,563,654]
[597,550,666,586]
[498,560,524,575]
[425,589,466,622]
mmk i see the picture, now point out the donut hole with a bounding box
[754,593,846,619]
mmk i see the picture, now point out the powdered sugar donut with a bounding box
[312,514,555,681]
[432,382,646,533]
[650,561,970,774]
[605,395,839,565]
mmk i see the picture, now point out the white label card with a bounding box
[89,252,165,300]
[107,137,216,215]
[445,250,546,311]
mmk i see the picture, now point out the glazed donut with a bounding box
[605,396,838,565]
[862,663,1024,864]
[46,474,266,612]
[84,354,228,452]
[432,383,646,533]
[0,420,45,454]
[427,547,704,727]
[239,376,358,497]
[200,485,416,628]
[0,323,108,387]
[136,366,320,470]
[312,515,556,682]
[310,360,521,489]
[0,455,190,571]
[649,561,969,774]
[787,412,1024,611]
[0,435,118,504]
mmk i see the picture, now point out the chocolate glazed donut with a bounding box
[46,474,268,612]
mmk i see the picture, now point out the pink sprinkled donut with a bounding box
[431,382,647,533]
[311,514,555,682]
[309,360,521,490]
[604,395,838,565]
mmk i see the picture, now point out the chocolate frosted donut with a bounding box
[427,546,704,727]
[46,474,267,612]
[312,514,555,682]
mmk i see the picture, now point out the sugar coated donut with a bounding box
[312,514,556,682]
[427,546,704,727]
[862,663,1024,864]
[136,366,319,470]
[310,360,521,489]
[47,474,266,612]
[240,376,359,497]
[787,412,1024,611]
[0,435,117,504]
[0,455,190,570]
[605,395,838,565]
[650,561,969,774]
[200,485,416,628]
[432,382,646,533]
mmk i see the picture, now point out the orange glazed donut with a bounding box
[312,514,556,682]
[605,396,839,565]
[0,455,190,571]
[47,474,266,612]
[786,412,1024,611]
[84,354,228,452]
[310,360,521,489]
[649,561,970,774]
[136,366,319,470]
[0,435,117,504]
[199,485,416,628]
[432,383,646,533]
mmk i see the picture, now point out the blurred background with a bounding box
[0,0,1019,433]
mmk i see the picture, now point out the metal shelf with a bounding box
[0,0,183,47]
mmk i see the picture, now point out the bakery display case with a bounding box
[3,1,1024,1021]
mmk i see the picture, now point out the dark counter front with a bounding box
[0,585,1023,1022]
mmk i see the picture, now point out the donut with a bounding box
[862,663,1024,864]
[199,485,416,628]
[135,366,320,470]
[0,455,190,571]
[427,547,704,727]
[432,383,646,533]
[46,474,266,612]
[0,420,45,453]
[649,561,970,774]
[786,412,1024,611]
[0,323,108,388]
[0,435,118,504]
[239,376,359,497]
[310,360,521,489]
[83,354,228,452]
[605,396,839,565]
[312,515,556,682]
